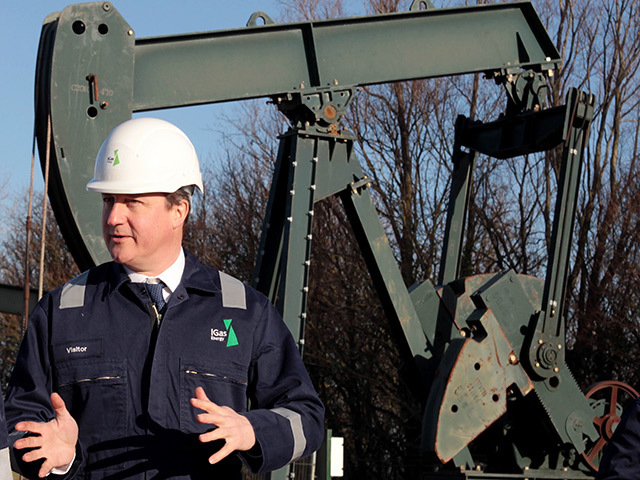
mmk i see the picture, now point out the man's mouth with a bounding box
[110,233,130,242]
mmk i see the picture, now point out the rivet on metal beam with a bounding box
[292,161,297,167]
[287,217,293,222]
[303,287,309,292]
[304,260,311,266]
[310,185,316,190]
[300,313,307,319]
[290,189,295,195]
[308,210,314,216]
[306,234,313,240]
[128,29,134,36]
[312,157,319,163]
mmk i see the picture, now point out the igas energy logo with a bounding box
[107,149,120,166]
[211,319,238,347]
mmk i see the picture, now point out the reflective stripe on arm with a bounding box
[0,447,10,480]
[271,408,306,463]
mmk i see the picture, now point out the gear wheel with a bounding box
[581,380,639,471]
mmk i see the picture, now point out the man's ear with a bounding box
[172,199,190,229]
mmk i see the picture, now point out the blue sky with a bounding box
[0,0,283,229]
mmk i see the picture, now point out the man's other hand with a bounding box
[190,386,256,464]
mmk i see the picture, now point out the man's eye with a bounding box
[103,197,114,204]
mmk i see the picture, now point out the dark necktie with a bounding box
[145,280,166,313]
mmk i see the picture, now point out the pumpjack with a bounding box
[7,1,637,478]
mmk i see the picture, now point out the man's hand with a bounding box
[190,386,256,464]
[14,392,78,478]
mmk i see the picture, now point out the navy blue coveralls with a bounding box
[5,251,324,479]
[597,397,640,480]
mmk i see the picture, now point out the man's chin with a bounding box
[108,247,134,266]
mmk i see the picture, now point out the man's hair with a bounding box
[165,185,195,226]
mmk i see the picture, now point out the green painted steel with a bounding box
[30,2,611,478]
[0,285,40,315]
[438,130,476,285]
[35,3,135,269]
[35,1,559,269]
[131,2,559,110]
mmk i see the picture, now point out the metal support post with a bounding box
[438,115,477,286]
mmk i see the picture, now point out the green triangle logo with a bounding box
[113,149,120,166]
[224,319,238,347]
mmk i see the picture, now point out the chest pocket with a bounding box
[179,358,249,434]
[54,358,128,465]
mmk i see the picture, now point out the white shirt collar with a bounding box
[123,248,185,296]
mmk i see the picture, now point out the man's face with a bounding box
[101,193,185,275]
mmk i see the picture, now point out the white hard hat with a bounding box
[87,117,203,194]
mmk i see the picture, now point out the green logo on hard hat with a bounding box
[224,319,238,347]
[113,149,120,166]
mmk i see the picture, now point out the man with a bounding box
[5,118,324,478]
[596,397,640,479]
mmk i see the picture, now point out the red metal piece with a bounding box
[582,380,639,471]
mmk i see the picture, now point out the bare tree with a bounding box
[0,192,79,388]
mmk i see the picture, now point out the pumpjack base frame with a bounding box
[421,471,592,480]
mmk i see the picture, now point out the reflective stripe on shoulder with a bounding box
[0,447,9,480]
[59,270,90,309]
[219,271,246,310]
[272,407,306,463]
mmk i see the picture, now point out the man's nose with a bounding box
[106,202,125,225]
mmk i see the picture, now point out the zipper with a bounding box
[184,370,247,386]
[58,375,122,388]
